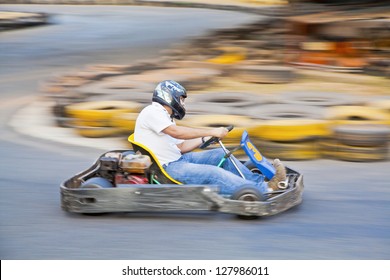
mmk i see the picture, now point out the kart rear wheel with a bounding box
[79,177,112,216]
[80,177,113,189]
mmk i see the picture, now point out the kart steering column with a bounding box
[217,139,246,179]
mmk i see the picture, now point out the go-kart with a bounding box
[61,126,303,219]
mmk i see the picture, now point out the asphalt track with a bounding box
[0,4,389,260]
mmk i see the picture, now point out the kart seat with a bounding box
[128,134,182,185]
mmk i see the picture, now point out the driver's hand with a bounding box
[212,127,229,139]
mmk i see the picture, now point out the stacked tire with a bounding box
[65,101,141,138]
[321,104,390,161]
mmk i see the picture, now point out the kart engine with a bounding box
[98,151,151,186]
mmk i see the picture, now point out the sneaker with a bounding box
[267,159,287,191]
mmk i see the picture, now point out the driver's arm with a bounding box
[162,125,228,153]
[177,138,205,153]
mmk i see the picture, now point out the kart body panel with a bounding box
[241,130,276,180]
[60,150,304,217]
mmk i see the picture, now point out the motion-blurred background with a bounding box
[0,0,389,260]
[2,0,389,162]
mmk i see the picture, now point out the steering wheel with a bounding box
[199,125,234,149]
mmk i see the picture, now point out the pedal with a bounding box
[277,179,289,190]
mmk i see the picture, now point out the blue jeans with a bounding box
[164,148,268,196]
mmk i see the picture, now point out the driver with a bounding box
[134,80,286,199]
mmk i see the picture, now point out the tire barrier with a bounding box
[184,102,232,115]
[232,65,295,84]
[332,124,390,147]
[321,123,390,162]
[75,76,154,99]
[246,104,326,120]
[35,13,389,162]
[249,119,330,161]
[190,92,273,109]
[365,58,390,77]
[111,112,139,134]
[252,119,331,142]
[253,139,320,161]
[325,105,390,125]
[44,91,88,128]
[76,66,221,96]
[52,102,74,128]
[279,91,366,107]
[40,83,83,127]
[320,139,389,162]
[66,101,141,135]
[187,92,279,118]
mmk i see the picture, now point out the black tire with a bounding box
[279,91,362,107]
[80,177,113,189]
[79,177,112,216]
[333,124,390,147]
[244,161,262,175]
[246,104,325,120]
[232,186,265,201]
[81,212,107,216]
[231,186,265,220]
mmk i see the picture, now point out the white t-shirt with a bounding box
[134,102,184,165]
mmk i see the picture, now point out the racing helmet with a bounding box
[152,80,187,120]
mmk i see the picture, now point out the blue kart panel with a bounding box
[240,130,276,180]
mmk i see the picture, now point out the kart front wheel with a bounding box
[244,161,262,175]
[232,187,263,202]
[231,187,264,220]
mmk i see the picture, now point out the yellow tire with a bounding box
[252,119,331,142]
[66,100,141,126]
[111,112,138,132]
[325,106,390,125]
[253,139,320,161]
